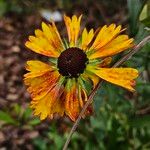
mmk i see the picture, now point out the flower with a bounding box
[24,15,138,121]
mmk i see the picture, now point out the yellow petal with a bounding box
[82,72,100,88]
[92,68,138,91]
[24,66,60,100]
[90,24,122,50]
[31,84,64,120]
[64,15,82,47]
[24,60,53,78]
[24,60,65,120]
[34,29,44,37]
[42,22,63,52]
[25,22,63,57]
[80,28,94,50]
[84,57,112,88]
[89,35,134,59]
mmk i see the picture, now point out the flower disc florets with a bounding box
[58,47,88,78]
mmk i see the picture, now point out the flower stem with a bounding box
[63,35,150,150]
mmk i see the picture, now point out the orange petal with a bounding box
[92,68,138,91]
[78,85,88,107]
[64,80,88,121]
[80,28,94,51]
[78,85,93,118]
[24,60,64,120]
[64,15,82,47]
[25,22,63,57]
[65,81,80,121]
[99,57,112,67]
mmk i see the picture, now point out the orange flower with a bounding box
[24,15,138,121]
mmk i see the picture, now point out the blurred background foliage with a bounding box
[0,0,150,150]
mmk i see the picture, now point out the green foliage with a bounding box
[0,0,7,17]
[127,0,147,36]
[129,115,150,128]
[0,0,38,17]
[0,110,18,125]
[29,84,150,149]
[140,0,150,27]
[0,104,40,127]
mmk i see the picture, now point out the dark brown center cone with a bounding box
[57,47,88,78]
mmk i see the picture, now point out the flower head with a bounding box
[24,15,138,121]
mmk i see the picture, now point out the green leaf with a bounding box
[140,1,150,27]
[140,4,148,20]
[22,107,32,121]
[0,111,17,125]
[127,0,147,36]
[28,118,41,126]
